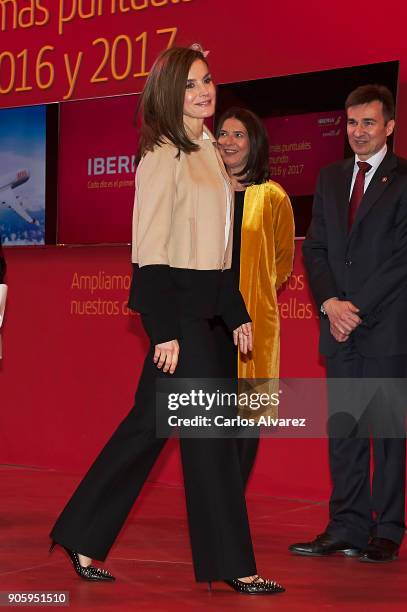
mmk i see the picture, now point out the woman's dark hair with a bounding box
[345,84,395,123]
[215,107,270,185]
[137,46,208,158]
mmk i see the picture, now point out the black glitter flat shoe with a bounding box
[223,575,285,595]
[49,541,115,582]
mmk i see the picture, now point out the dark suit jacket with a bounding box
[0,241,6,284]
[303,151,407,357]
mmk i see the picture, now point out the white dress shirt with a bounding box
[349,144,388,198]
[202,131,231,251]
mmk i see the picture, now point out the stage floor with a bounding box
[0,465,405,611]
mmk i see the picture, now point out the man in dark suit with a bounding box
[290,85,407,563]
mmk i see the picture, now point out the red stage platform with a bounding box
[0,464,405,611]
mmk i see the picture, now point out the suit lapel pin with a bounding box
[382,176,388,183]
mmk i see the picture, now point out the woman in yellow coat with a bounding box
[215,107,295,480]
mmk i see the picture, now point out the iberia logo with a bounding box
[318,116,342,126]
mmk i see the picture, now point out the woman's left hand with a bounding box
[233,322,253,355]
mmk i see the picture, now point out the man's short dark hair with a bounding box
[345,84,395,123]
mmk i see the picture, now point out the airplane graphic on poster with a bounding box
[0,169,39,225]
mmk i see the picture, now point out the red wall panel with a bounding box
[0,242,330,500]
[0,0,406,155]
[2,0,406,502]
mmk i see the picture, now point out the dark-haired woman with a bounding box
[215,108,295,481]
[50,48,284,595]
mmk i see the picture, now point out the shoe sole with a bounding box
[289,549,360,558]
[359,555,398,563]
[233,589,285,595]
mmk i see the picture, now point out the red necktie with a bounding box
[348,161,372,230]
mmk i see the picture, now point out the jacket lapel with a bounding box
[335,158,354,237]
[348,152,397,238]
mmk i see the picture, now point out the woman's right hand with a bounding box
[233,322,253,355]
[153,339,180,374]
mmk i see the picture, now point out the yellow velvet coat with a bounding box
[238,181,295,380]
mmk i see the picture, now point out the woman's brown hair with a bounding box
[137,46,208,158]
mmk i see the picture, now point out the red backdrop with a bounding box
[265,111,346,196]
[0,242,330,500]
[57,99,347,244]
[57,95,138,244]
[2,0,407,501]
[1,0,407,156]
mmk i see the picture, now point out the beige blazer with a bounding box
[132,127,233,271]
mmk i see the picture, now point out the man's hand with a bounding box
[329,323,349,343]
[153,339,179,374]
[233,322,253,355]
[323,298,361,340]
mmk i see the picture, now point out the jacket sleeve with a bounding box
[302,171,338,308]
[272,188,295,290]
[217,268,251,332]
[352,188,407,325]
[128,145,180,345]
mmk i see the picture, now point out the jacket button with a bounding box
[345,259,352,267]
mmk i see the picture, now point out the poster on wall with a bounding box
[58,95,139,244]
[0,106,46,245]
[264,111,346,196]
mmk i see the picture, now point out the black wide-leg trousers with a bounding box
[326,340,407,548]
[50,316,257,582]
[210,316,260,483]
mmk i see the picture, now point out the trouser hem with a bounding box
[195,563,258,583]
[371,525,405,545]
[49,533,108,563]
[326,525,368,549]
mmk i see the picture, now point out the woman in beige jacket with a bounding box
[50,47,284,595]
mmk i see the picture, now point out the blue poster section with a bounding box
[0,106,46,245]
